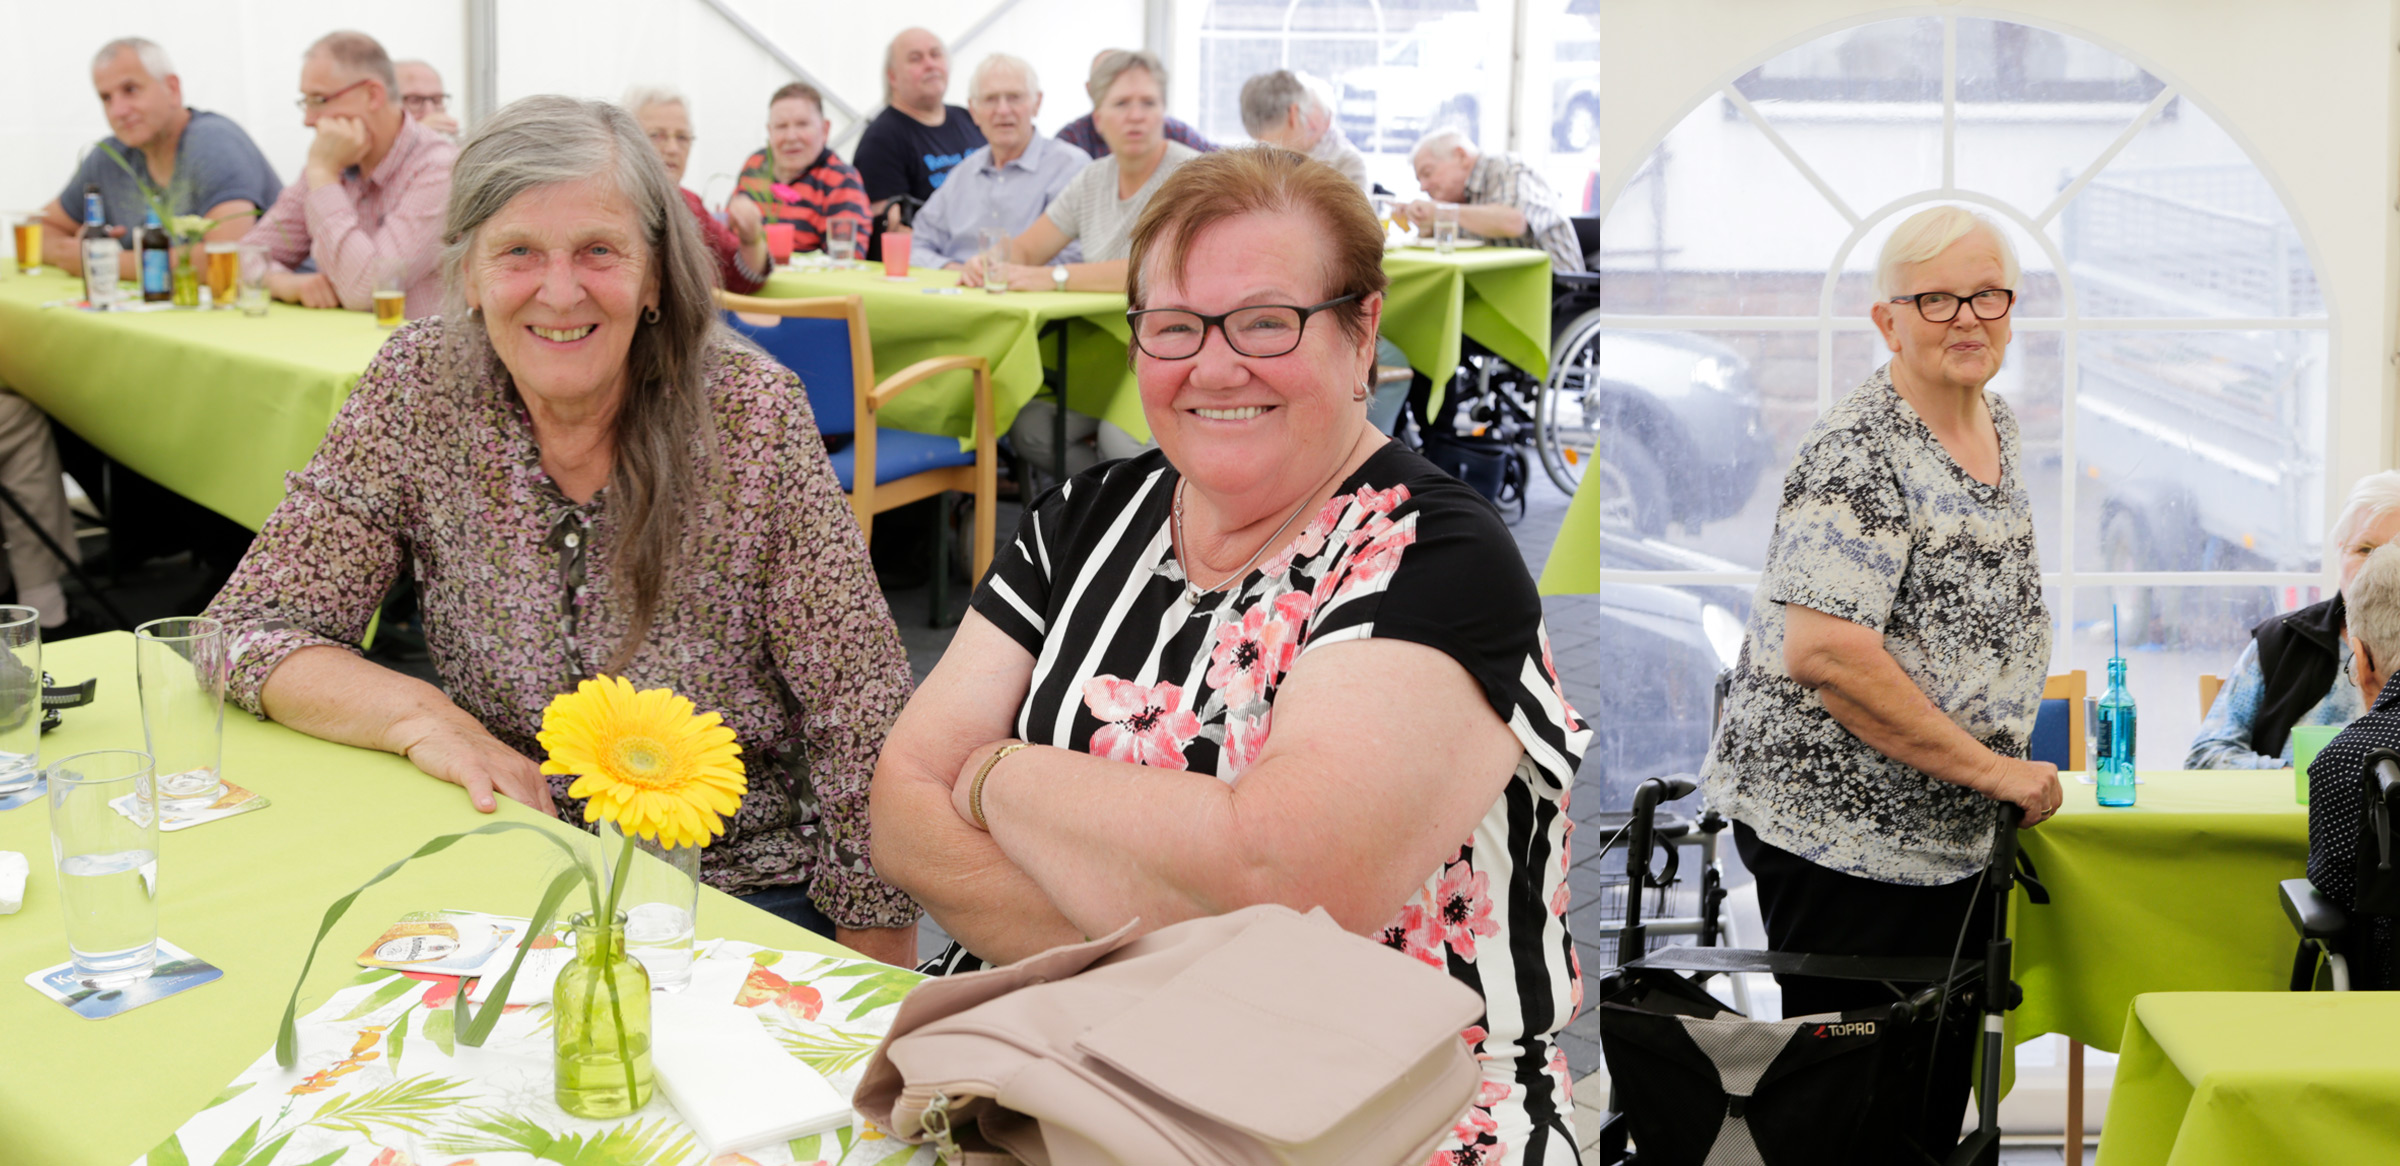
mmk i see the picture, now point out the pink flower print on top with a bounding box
[1355,483,1410,515]
[1081,677,1204,769]
[1376,894,1447,968]
[1223,711,1273,777]
[1430,860,1503,960]
[1259,496,1350,578]
[1205,591,1315,708]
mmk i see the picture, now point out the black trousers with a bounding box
[1734,821,1993,1160]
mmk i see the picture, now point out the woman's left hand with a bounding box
[950,739,1025,827]
[725,195,764,244]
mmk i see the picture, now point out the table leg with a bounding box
[2066,1037,2086,1164]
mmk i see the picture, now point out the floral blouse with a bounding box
[206,320,918,929]
[946,445,1592,1166]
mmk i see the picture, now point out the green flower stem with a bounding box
[598,829,639,1107]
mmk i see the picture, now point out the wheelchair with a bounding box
[2281,745,2400,991]
[1400,216,1600,519]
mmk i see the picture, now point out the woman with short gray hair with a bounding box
[1701,203,2058,1158]
[205,96,921,965]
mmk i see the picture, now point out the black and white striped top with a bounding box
[946,444,1592,1164]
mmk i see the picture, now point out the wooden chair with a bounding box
[2040,669,2092,1161]
[716,291,996,623]
[2200,673,2226,717]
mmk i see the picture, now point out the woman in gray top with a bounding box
[1699,204,2061,1159]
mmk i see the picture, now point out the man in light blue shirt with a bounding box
[910,53,1090,270]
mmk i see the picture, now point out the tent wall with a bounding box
[1600,0,2400,539]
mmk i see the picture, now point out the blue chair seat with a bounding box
[828,428,978,492]
[2030,697,2073,769]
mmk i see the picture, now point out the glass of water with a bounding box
[235,242,270,317]
[136,616,226,810]
[978,226,1011,295]
[0,606,39,795]
[599,821,700,990]
[49,749,160,988]
[1433,203,1460,254]
[827,218,857,265]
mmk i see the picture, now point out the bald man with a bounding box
[852,26,986,218]
[394,59,460,137]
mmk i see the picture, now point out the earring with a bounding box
[1352,380,1371,402]
[643,305,661,324]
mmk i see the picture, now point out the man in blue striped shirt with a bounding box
[909,54,1092,270]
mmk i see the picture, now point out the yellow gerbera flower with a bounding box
[537,675,746,850]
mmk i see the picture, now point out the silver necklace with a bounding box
[1172,465,1345,603]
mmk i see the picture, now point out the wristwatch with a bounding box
[1052,264,1070,292]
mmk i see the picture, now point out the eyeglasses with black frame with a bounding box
[295,78,374,113]
[1888,288,2014,323]
[1128,294,1358,360]
[401,92,452,112]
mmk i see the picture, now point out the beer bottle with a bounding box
[139,210,172,303]
[78,186,119,308]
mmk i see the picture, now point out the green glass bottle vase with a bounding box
[553,910,654,1117]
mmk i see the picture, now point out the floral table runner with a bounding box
[135,939,939,1166]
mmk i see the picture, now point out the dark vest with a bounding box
[2251,594,2346,759]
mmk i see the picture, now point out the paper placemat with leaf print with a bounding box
[134,938,938,1166]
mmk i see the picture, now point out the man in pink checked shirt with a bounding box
[250,30,455,315]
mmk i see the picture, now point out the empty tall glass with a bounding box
[0,606,40,795]
[49,749,159,987]
[978,227,1011,295]
[136,617,226,809]
[235,242,270,317]
[827,219,857,264]
[1433,203,1460,254]
[599,821,700,990]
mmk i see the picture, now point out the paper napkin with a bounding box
[652,989,853,1152]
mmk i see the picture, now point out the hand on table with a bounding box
[398,717,557,816]
[836,924,920,968]
[1982,756,2062,827]
[305,116,372,187]
[724,194,764,244]
[959,258,1050,292]
[418,110,462,138]
[267,270,341,309]
[1402,199,1439,229]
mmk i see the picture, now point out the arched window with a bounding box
[1594,15,2329,807]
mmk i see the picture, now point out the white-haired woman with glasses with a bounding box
[873,148,1591,1164]
[1701,204,2061,1158]
[2187,470,2400,768]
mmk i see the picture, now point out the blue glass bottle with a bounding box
[2095,656,2137,807]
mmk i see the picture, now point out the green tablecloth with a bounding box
[2097,992,2400,1165]
[1539,474,1600,595]
[757,263,1143,441]
[2010,771,2308,1058]
[0,268,389,531]
[1381,246,1555,384]
[0,633,846,1166]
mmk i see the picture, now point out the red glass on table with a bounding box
[763,222,795,266]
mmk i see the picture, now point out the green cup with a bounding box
[2290,724,2341,805]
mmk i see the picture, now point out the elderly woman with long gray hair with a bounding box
[203,95,921,966]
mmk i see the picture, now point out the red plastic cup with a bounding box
[882,230,912,277]
[764,222,795,265]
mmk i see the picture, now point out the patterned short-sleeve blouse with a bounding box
[205,320,918,929]
[1703,365,2050,885]
[948,444,1592,1166]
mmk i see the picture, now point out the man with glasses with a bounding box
[906,55,1090,270]
[247,30,456,315]
[37,37,280,280]
[395,59,460,138]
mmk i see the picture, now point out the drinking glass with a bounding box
[0,606,37,794]
[136,616,226,809]
[978,226,1011,295]
[599,821,700,990]
[1433,203,1460,254]
[204,242,238,307]
[49,749,159,988]
[373,268,405,328]
[827,218,857,264]
[13,216,40,275]
[235,243,270,316]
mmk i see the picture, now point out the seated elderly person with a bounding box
[874,149,1590,1163]
[2304,540,2400,989]
[625,85,767,294]
[1240,69,1367,191]
[736,82,871,257]
[2189,470,2400,768]
[205,96,919,967]
[1405,129,1585,276]
[907,54,1090,270]
[1056,48,1216,159]
[249,31,456,314]
[395,58,460,137]
[967,49,1196,475]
